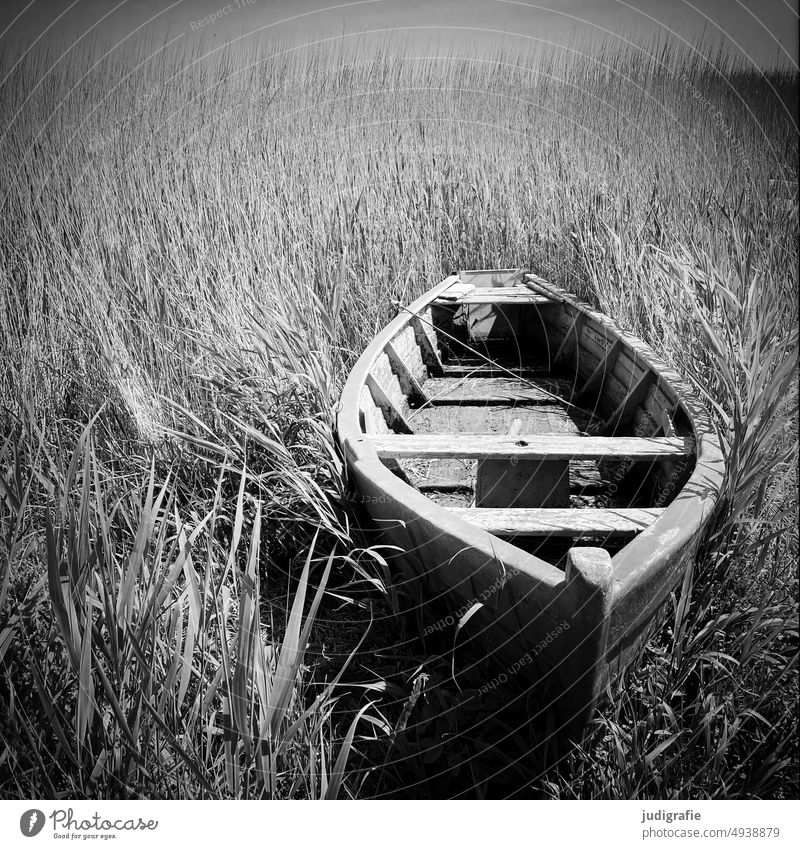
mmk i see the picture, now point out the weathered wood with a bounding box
[365,374,412,434]
[442,364,548,378]
[358,385,389,434]
[600,370,655,434]
[434,289,550,306]
[642,380,679,431]
[410,314,445,376]
[372,352,410,418]
[653,404,676,437]
[437,282,476,301]
[369,433,690,460]
[448,507,662,537]
[575,338,624,402]
[614,346,650,384]
[458,268,527,288]
[523,274,566,302]
[475,459,569,508]
[423,376,569,405]
[390,325,429,385]
[417,481,473,492]
[458,302,520,341]
[561,547,614,731]
[384,340,428,402]
[409,403,579,439]
[473,418,569,508]
[338,268,724,737]
[552,310,587,368]
[580,321,618,363]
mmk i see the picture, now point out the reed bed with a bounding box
[0,35,797,798]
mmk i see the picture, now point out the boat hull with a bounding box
[337,270,724,730]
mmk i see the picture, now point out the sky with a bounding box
[0,0,797,69]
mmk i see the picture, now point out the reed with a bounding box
[0,34,796,798]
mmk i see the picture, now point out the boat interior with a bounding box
[357,269,697,568]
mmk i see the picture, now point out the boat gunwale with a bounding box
[336,271,725,612]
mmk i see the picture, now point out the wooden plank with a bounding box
[458,268,527,288]
[448,507,662,537]
[476,417,569,509]
[390,325,429,385]
[442,364,548,378]
[365,374,412,434]
[369,434,690,460]
[643,379,679,426]
[372,352,409,413]
[434,289,550,306]
[653,405,676,437]
[359,385,389,434]
[418,481,473,492]
[603,371,640,410]
[475,459,569,508]
[523,274,568,303]
[410,314,445,376]
[552,310,587,368]
[461,302,520,341]
[384,340,427,402]
[581,321,617,360]
[599,370,655,435]
[614,347,650,384]
[474,417,569,508]
[423,376,569,406]
[575,338,624,402]
[438,282,476,300]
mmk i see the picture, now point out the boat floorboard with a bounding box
[409,403,588,434]
[421,376,573,405]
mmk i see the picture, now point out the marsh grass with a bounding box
[0,35,797,798]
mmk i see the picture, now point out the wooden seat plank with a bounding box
[442,364,549,378]
[370,433,689,460]
[449,507,663,537]
[423,376,571,405]
[434,288,550,306]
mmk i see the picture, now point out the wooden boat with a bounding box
[336,269,724,730]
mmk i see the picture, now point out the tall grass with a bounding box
[0,35,797,798]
